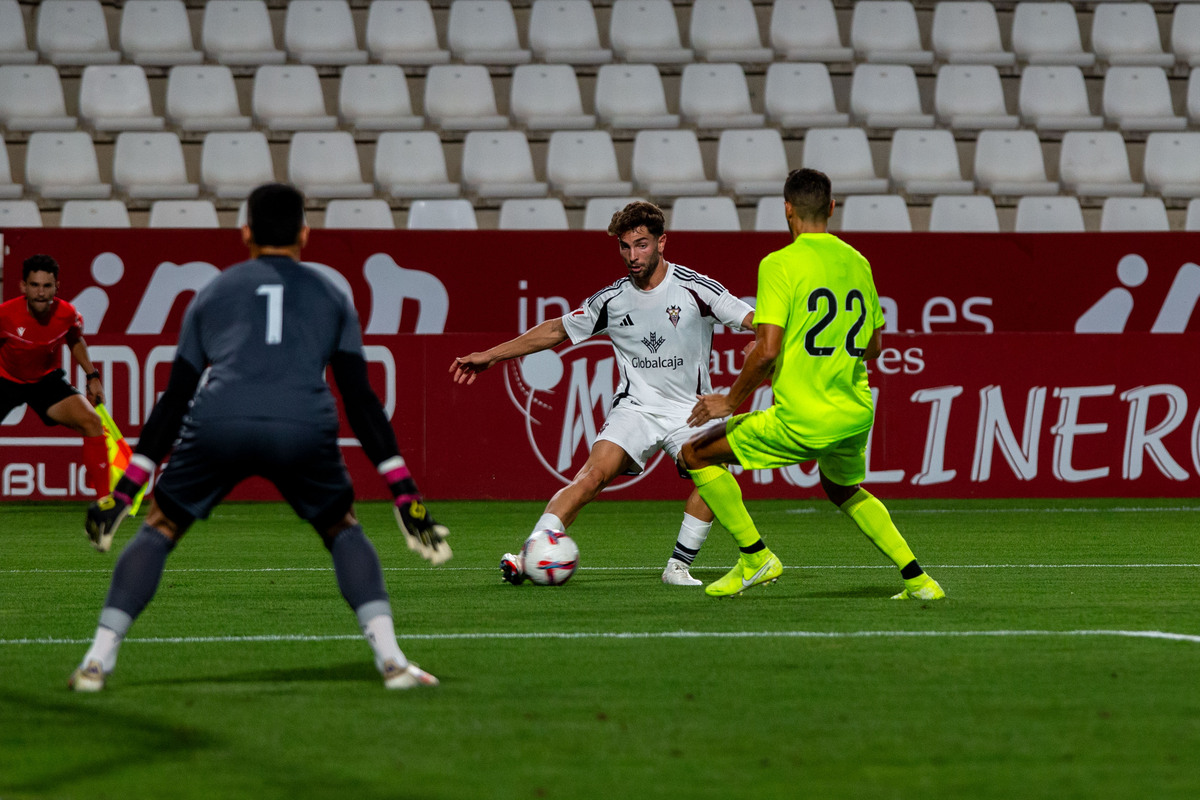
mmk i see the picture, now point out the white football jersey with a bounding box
[560,261,753,416]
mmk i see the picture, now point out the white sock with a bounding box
[670,513,713,566]
[81,626,123,673]
[533,512,565,533]
[360,613,407,673]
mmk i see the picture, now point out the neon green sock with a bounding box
[841,488,916,570]
[689,466,763,551]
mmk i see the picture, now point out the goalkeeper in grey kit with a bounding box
[71,183,450,692]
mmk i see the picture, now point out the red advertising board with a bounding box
[3,229,1200,501]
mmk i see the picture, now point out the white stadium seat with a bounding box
[669,197,741,232]
[423,65,508,131]
[113,131,199,199]
[1102,67,1186,132]
[364,0,449,65]
[928,195,1000,232]
[25,131,111,199]
[78,65,165,132]
[801,128,889,194]
[935,65,1020,132]
[148,200,220,228]
[407,199,478,230]
[36,0,120,65]
[374,131,459,199]
[0,140,20,198]
[931,2,1014,66]
[769,0,852,63]
[689,0,773,63]
[1190,69,1200,126]
[1173,6,1200,69]
[679,64,765,129]
[1011,2,1094,67]
[252,65,338,132]
[447,0,531,65]
[716,128,788,197]
[583,197,644,231]
[0,65,76,131]
[849,64,934,129]
[201,131,276,199]
[973,129,1058,197]
[888,128,974,197]
[60,200,131,228]
[202,0,286,66]
[1014,196,1085,232]
[324,199,396,229]
[0,0,37,64]
[764,63,849,129]
[839,195,912,232]
[1059,131,1143,198]
[1143,132,1200,199]
[545,130,632,198]
[753,196,790,232]
[850,1,933,65]
[120,0,203,66]
[166,65,251,132]
[510,65,595,131]
[609,0,692,64]
[528,0,611,65]
[594,65,680,130]
[1019,66,1104,132]
[1187,199,1200,231]
[284,0,367,65]
[338,65,422,132]
[1092,2,1173,68]
[632,129,720,198]
[1100,197,1170,232]
[0,200,43,226]
[498,198,570,230]
[460,131,548,199]
[287,131,373,199]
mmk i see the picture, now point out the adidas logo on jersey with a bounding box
[618,315,635,327]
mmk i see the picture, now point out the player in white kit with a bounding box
[450,202,754,585]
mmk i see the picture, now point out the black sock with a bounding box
[900,560,924,580]
[329,525,389,609]
[739,540,766,555]
[104,524,175,620]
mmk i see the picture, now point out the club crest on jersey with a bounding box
[666,305,681,328]
[16,327,25,336]
[641,331,665,353]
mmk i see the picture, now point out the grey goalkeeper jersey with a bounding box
[175,255,363,430]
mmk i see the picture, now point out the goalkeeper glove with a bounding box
[85,492,130,553]
[382,458,452,566]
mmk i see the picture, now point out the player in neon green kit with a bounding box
[679,168,945,600]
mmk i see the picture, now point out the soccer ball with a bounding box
[521,530,580,586]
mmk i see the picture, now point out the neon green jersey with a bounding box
[753,232,885,445]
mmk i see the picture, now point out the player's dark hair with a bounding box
[608,201,665,239]
[23,254,59,280]
[783,168,833,222]
[247,183,306,246]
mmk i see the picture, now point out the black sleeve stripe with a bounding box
[592,295,614,335]
[584,278,628,307]
[672,265,726,295]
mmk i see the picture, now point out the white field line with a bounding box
[6,562,1200,575]
[785,506,1200,514]
[5,629,1200,646]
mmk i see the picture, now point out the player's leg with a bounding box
[660,488,711,585]
[679,416,781,597]
[69,498,191,691]
[818,437,944,600]
[41,375,110,497]
[272,423,437,689]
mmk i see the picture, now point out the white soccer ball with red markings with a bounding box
[521,530,580,586]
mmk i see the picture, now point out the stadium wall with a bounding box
[3,229,1200,501]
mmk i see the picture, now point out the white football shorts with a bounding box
[596,404,726,473]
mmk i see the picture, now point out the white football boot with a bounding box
[661,559,702,586]
[382,659,439,689]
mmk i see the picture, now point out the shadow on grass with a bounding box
[802,584,897,599]
[135,660,375,687]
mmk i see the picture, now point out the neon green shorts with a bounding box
[725,406,871,486]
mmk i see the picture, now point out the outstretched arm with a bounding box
[450,317,569,385]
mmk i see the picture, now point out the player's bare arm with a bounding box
[863,326,883,361]
[450,317,569,385]
[688,323,783,427]
[69,336,105,406]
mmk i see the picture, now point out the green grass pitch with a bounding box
[3,498,1200,799]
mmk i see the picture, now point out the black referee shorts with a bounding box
[153,417,356,532]
[0,369,81,426]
